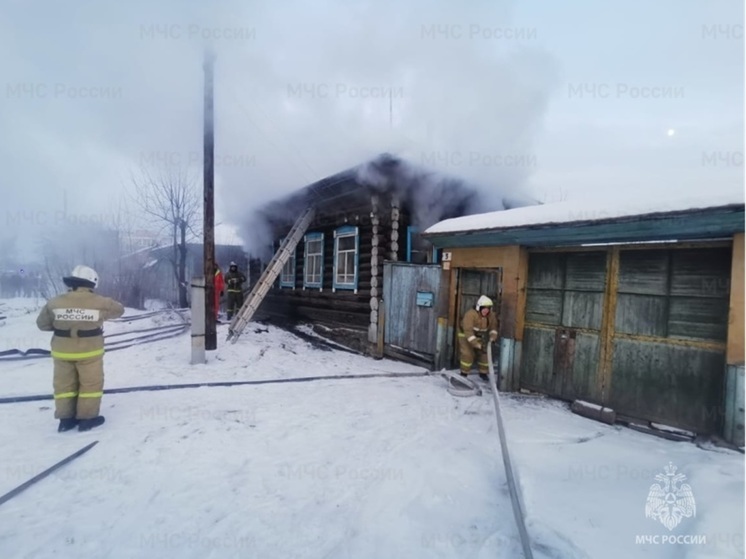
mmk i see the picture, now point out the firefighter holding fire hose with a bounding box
[454,295,499,387]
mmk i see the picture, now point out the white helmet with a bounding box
[476,295,493,309]
[64,265,98,289]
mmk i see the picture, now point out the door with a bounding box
[383,262,442,364]
[453,268,502,369]
[520,251,607,401]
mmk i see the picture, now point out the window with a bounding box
[303,233,324,289]
[333,226,359,291]
[406,225,429,264]
[279,238,296,288]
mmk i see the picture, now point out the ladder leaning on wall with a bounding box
[226,206,316,344]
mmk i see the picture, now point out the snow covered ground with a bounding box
[0,297,743,559]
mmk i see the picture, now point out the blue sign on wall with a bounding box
[416,291,434,307]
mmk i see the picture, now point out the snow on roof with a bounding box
[425,189,745,235]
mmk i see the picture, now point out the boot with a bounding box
[78,416,105,432]
[479,373,489,382]
[58,418,79,432]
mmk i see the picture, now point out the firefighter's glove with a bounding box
[489,332,498,342]
[472,341,483,351]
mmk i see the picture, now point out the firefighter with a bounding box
[224,261,246,320]
[214,264,225,321]
[35,265,124,432]
[456,294,499,385]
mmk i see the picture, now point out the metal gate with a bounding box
[382,262,442,367]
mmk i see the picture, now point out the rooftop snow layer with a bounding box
[425,189,744,235]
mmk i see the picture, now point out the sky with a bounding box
[0,0,743,257]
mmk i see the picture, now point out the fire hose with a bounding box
[0,310,190,361]
[486,343,534,558]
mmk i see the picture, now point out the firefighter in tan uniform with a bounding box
[455,295,499,385]
[36,265,125,432]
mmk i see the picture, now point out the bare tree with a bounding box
[130,164,201,308]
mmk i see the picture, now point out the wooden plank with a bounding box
[515,247,529,342]
[609,338,725,433]
[519,326,557,395]
[525,290,562,325]
[614,293,667,337]
[570,332,602,402]
[565,252,607,291]
[668,297,729,342]
[527,253,563,289]
[597,247,619,405]
[728,233,744,365]
[562,291,604,330]
[617,249,669,295]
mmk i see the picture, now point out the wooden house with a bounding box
[250,153,532,356]
[421,193,745,443]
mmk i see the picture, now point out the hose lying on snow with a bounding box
[0,371,431,405]
[0,310,189,361]
[486,344,534,559]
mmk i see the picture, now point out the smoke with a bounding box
[217,0,560,255]
[1,0,561,261]
[240,151,542,260]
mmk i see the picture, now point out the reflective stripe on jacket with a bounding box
[36,288,125,360]
[460,308,498,347]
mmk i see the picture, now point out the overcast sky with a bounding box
[0,0,743,256]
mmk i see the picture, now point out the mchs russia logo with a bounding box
[645,462,696,531]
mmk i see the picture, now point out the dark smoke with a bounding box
[240,153,539,259]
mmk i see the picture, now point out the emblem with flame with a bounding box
[645,462,696,531]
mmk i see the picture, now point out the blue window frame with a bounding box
[408,225,438,263]
[303,232,324,289]
[332,226,359,291]
[279,237,296,288]
[406,225,417,262]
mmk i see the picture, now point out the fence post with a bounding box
[191,277,206,364]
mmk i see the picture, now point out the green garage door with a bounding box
[520,251,607,402]
[610,247,731,432]
[520,245,731,434]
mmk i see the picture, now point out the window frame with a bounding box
[279,236,296,289]
[303,232,324,290]
[332,226,359,292]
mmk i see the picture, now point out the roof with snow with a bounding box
[423,191,745,247]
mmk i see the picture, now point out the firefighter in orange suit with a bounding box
[214,264,225,321]
[456,295,499,384]
[36,265,125,432]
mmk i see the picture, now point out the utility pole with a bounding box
[203,49,217,350]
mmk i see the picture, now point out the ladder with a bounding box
[226,206,316,343]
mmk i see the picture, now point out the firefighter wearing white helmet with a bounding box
[456,294,499,384]
[36,265,124,432]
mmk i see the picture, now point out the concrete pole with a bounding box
[191,277,206,364]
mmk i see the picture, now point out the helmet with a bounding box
[229,261,237,267]
[476,295,493,309]
[63,265,98,289]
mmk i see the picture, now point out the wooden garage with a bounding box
[423,195,745,443]
[522,244,732,433]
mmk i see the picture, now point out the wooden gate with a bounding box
[382,262,442,367]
